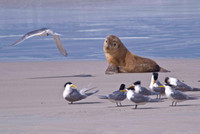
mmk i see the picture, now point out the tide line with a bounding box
[0,34,23,38]
[45,36,151,41]
[0,34,151,40]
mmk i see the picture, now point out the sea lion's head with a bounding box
[103,35,123,54]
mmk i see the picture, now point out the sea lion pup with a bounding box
[103,35,169,74]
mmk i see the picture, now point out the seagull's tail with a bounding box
[98,95,109,99]
[149,98,163,103]
[80,86,97,95]
[192,88,200,91]
[85,90,99,96]
[188,96,198,100]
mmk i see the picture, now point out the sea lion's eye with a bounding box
[105,40,108,43]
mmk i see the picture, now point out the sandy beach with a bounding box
[0,59,200,134]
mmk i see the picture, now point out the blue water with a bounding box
[0,0,200,61]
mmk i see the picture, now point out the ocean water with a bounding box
[0,0,200,62]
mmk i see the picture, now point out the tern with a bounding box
[98,84,127,106]
[129,81,160,96]
[63,82,99,104]
[164,80,197,106]
[126,87,161,109]
[8,28,68,56]
[165,77,200,92]
[149,72,165,99]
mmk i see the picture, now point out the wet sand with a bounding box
[0,59,200,134]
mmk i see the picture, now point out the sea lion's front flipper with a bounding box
[118,66,128,73]
[105,64,119,74]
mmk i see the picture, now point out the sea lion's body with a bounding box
[103,35,169,74]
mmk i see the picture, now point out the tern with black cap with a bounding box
[165,77,200,92]
[149,72,165,98]
[126,86,161,109]
[98,84,127,106]
[164,77,197,106]
[63,82,99,104]
[129,81,160,96]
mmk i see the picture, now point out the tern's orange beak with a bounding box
[71,84,77,88]
[120,89,127,92]
[128,85,134,88]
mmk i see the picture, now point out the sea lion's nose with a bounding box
[105,44,109,49]
[104,42,110,49]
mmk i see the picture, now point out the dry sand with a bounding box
[0,59,200,134]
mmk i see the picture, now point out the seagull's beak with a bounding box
[158,85,165,88]
[120,89,127,92]
[128,85,134,88]
[71,84,77,88]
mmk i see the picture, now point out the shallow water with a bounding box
[0,0,200,61]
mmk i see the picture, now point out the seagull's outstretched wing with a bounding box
[8,28,68,56]
[53,34,68,56]
[9,28,48,46]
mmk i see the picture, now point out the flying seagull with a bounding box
[9,28,68,56]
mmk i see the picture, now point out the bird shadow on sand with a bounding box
[27,74,94,79]
[169,103,200,107]
[108,105,160,110]
[68,101,102,105]
[133,107,161,110]
[107,104,135,108]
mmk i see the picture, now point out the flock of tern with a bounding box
[63,72,199,109]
